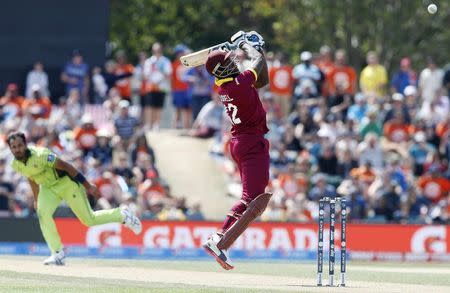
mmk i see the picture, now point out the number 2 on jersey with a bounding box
[226,103,241,125]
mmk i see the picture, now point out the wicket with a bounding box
[317,196,347,287]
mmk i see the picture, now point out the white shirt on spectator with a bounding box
[357,141,384,170]
[419,67,444,102]
[143,55,172,93]
[26,70,49,98]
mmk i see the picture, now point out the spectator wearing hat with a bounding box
[172,44,192,129]
[0,83,25,119]
[61,50,89,102]
[73,115,98,155]
[390,57,417,94]
[293,51,322,100]
[114,51,135,100]
[347,93,368,125]
[360,51,388,98]
[114,100,139,148]
[403,85,419,118]
[308,173,336,201]
[87,129,113,166]
[419,57,444,103]
[26,62,50,99]
[384,93,411,124]
[21,84,52,120]
[409,132,436,176]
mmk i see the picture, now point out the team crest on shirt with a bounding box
[47,154,56,162]
[219,94,233,102]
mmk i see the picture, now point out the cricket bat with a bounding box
[180,42,237,67]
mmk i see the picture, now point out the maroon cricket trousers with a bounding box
[220,133,270,233]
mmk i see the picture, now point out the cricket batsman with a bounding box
[7,132,142,265]
[203,31,271,270]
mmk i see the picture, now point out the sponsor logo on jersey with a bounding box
[47,154,56,162]
[219,94,233,102]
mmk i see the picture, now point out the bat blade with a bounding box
[180,42,235,67]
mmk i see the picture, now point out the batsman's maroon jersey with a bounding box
[216,70,269,136]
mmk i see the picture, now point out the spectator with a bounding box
[184,65,214,121]
[133,51,148,106]
[384,93,411,124]
[293,51,322,99]
[419,57,444,103]
[0,83,25,119]
[403,85,419,118]
[347,93,368,124]
[73,115,98,155]
[130,135,155,166]
[357,133,384,170]
[318,144,338,176]
[269,53,294,116]
[188,93,223,138]
[21,84,52,120]
[92,66,107,104]
[376,181,402,221]
[360,110,382,139]
[337,148,358,178]
[143,42,172,130]
[359,51,388,98]
[308,173,336,201]
[87,129,113,166]
[329,49,357,96]
[443,63,450,97]
[417,166,450,203]
[114,100,139,147]
[114,50,134,100]
[390,57,417,94]
[350,161,377,185]
[172,44,192,129]
[409,132,435,176]
[383,112,410,143]
[61,50,89,102]
[25,62,50,98]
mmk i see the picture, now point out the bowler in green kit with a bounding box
[7,132,142,265]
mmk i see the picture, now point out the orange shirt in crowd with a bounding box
[73,127,98,150]
[21,97,52,119]
[269,65,294,97]
[115,64,134,99]
[94,177,116,200]
[328,66,357,95]
[350,167,376,184]
[316,60,335,96]
[172,59,189,92]
[277,173,308,197]
[435,122,449,138]
[384,122,410,143]
[417,176,450,203]
[0,95,25,116]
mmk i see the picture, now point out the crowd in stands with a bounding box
[0,46,205,221]
[0,42,449,224]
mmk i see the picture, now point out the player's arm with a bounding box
[54,158,99,197]
[239,43,268,88]
[28,179,39,202]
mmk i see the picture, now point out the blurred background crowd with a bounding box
[0,41,449,224]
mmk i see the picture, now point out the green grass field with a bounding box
[0,256,449,292]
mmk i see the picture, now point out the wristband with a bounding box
[74,173,87,184]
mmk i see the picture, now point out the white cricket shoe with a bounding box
[43,250,66,266]
[203,233,234,270]
[121,206,142,235]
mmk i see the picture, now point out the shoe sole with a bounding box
[203,244,234,270]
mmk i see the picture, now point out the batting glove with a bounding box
[245,31,265,50]
[230,31,247,47]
